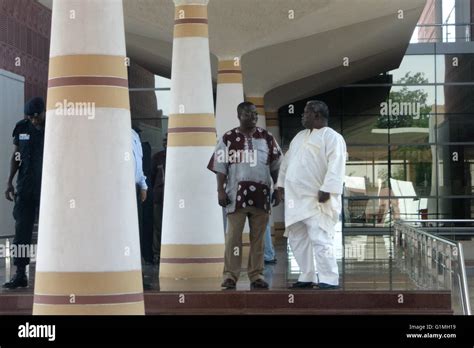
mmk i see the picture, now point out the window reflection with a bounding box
[438,145,474,196]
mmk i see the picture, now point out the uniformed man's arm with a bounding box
[5,145,20,201]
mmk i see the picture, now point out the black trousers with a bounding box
[12,193,39,267]
[136,187,154,263]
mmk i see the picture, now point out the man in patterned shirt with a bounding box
[208,101,282,290]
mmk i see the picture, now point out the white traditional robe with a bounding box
[277,127,346,234]
[277,127,346,284]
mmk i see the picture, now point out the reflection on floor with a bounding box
[0,235,420,293]
[0,235,467,314]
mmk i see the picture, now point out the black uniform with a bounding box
[11,118,44,267]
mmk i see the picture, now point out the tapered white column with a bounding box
[266,109,285,235]
[34,0,144,315]
[246,96,266,129]
[215,58,244,137]
[160,0,224,280]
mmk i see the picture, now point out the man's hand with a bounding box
[5,183,14,201]
[277,187,284,201]
[272,188,283,207]
[318,190,330,203]
[218,190,231,207]
[140,189,147,203]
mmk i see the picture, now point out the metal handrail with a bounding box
[402,219,474,223]
[414,22,473,43]
[394,221,471,315]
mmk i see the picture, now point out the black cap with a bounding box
[24,97,45,116]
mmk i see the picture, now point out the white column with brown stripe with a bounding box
[160,0,224,282]
[246,96,267,129]
[215,58,243,137]
[266,108,285,237]
[33,0,144,315]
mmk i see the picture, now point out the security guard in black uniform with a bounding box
[3,97,45,289]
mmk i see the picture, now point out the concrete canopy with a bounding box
[38,0,426,102]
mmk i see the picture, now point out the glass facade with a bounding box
[279,0,474,232]
[126,0,474,236]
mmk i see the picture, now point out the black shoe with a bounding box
[315,283,340,290]
[3,273,28,289]
[264,258,277,265]
[250,279,269,290]
[221,278,236,290]
[288,281,314,289]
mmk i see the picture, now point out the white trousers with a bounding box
[288,215,339,285]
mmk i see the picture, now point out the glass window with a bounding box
[438,198,474,220]
[343,198,389,228]
[387,84,434,141]
[343,115,388,144]
[436,114,474,143]
[390,145,434,197]
[389,55,435,84]
[346,146,388,196]
[436,54,474,83]
[436,85,474,114]
[437,145,474,196]
[342,85,392,116]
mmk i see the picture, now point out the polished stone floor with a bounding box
[1,235,472,314]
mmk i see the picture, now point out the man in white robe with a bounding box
[276,100,346,289]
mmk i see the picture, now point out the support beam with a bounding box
[215,58,244,137]
[34,0,144,315]
[160,0,224,282]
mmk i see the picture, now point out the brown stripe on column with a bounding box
[48,55,128,79]
[160,263,223,278]
[218,70,242,74]
[48,76,128,88]
[161,257,225,264]
[168,132,216,147]
[174,23,208,38]
[168,127,216,133]
[217,74,243,84]
[267,120,279,127]
[161,244,224,258]
[168,113,215,128]
[246,97,264,105]
[34,271,142,295]
[175,4,208,20]
[33,302,144,315]
[34,293,144,305]
[175,18,208,24]
[46,86,130,111]
[218,60,241,70]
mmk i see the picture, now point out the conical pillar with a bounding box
[160,0,225,282]
[266,109,285,237]
[246,96,267,129]
[33,0,144,315]
[215,58,244,137]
